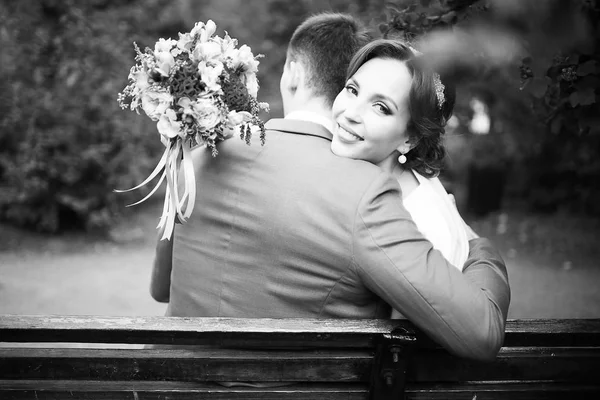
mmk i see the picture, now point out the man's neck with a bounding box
[284,98,333,123]
[285,110,333,133]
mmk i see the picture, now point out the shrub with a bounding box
[0,0,165,232]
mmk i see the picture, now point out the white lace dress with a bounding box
[391,170,470,319]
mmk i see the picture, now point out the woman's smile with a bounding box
[335,123,364,143]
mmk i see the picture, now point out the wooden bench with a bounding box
[1,316,599,399]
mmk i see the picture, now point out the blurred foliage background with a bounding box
[0,0,598,234]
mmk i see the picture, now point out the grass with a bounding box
[1,202,599,319]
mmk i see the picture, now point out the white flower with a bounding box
[228,45,260,97]
[223,110,253,139]
[192,40,222,63]
[190,20,217,44]
[189,21,204,38]
[233,45,259,73]
[214,32,238,60]
[177,97,194,117]
[177,97,222,132]
[227,110,247,126]
[200,20,217,43]
[154,38,177,77]
[155,38,175,53]
[227,111,252,128]
[177,32,194,54]
[197,61,223,94]
[141,90,172,121]
[157,109,181,139]
[192,98,223,131]
[245,73,259,98]
[129,66,150,91]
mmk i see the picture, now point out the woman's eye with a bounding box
[375,103,390,114]
[345,85,358,96]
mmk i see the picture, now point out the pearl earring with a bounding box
[398,153,407,164]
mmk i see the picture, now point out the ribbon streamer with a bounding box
[116,137,197,241]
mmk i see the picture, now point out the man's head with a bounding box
[280,12,371,116]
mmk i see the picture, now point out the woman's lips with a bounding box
[336,124,364,143]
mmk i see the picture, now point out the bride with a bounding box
[330,38,476,317]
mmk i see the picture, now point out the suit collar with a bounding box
[265,118,333,142]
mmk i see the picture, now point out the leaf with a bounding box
[528,77,549,98]
[570,87,596,107]
[578,87,597,106]
[577,60,597,77]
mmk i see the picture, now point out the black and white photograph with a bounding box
[1,0,599,398]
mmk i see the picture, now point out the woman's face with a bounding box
[331,57,412,165]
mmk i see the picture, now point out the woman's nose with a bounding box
[341,100,362,123]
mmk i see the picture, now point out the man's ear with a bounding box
[287,60,304,92]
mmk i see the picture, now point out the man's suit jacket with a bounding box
[167,118,510,360]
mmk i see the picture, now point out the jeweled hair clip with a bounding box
[408,46,445,110]
[433,73,445,110]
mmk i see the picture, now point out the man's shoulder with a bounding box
[266,119,383,174]
[265,118,331,141]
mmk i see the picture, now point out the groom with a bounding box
[151,12,510,361]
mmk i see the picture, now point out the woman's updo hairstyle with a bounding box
[345,38,456,178]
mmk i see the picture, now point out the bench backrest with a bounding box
[1,316,600,399]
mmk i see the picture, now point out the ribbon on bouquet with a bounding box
[115,138,196,241]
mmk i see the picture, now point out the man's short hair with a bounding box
[288,12,371,106]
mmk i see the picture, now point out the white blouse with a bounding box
[402,171,469,270]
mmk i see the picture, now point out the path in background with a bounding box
[1,202,599,318]
[0,202,167,317]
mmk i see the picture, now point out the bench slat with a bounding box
[2,316,600,347]
[1,380,599,399]
[0,316,415,348]
[502,319,600,347]
[407,347,600,382]
[0,380,369,399]
[3,346,599,383]
[405,382,600,399]
[0,348,372,382]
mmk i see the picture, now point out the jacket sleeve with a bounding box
[352,172,510,361]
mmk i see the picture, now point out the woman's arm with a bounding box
[149,227,174,303]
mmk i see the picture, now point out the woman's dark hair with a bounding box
[346,38,456,178]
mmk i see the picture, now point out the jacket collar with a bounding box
[265,118,333,142]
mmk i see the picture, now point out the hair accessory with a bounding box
[408,46,445,110]
[398,153,407,164]
[433,73,445,109]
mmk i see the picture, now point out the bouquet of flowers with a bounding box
[117,20,269,240]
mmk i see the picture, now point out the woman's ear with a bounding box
[396,138,416,154]
[407,137,419,151]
